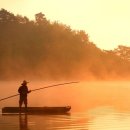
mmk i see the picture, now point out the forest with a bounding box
[0,8,130,80]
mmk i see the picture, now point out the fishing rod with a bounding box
[0,81,79,102]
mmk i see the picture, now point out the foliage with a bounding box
[0,8,130,80]
[112,45,130,61]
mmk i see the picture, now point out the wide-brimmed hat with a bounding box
[22,80,29,85]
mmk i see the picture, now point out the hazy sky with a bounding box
[1,0,130,50]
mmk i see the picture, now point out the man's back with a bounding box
[18,85,28,97]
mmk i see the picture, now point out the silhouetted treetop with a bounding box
[112,45,130,61]
[0,8,130,80]
[0,8,17,23]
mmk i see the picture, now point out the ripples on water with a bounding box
[0,112,88,130]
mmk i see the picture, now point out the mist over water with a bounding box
[0,81,130,111]
[1,81,130,129]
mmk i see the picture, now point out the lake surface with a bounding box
[0,81,130,130]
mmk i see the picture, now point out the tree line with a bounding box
[0,8,130,80]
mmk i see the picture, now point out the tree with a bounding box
[76,30,89,43]
[35,12,48,25]
[16,15,29,24]
[113,45,130,61]
[0,8,17,24]
[1,8,130,80]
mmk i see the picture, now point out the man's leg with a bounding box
[24,98,28,112]
[19,99,23,112]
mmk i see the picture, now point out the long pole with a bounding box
[0,81,79,102]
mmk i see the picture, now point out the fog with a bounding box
[0,81,130,112]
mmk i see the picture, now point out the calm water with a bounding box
[0,81,130,130]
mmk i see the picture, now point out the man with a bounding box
[18,80,31,110]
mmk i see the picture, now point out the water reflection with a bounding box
[88,106,130,130]
[19,114,29,130]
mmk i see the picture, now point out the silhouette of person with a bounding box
[18,80,31,111]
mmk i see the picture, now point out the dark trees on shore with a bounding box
[0,8,130,80]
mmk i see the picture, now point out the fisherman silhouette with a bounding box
[18,80,31,111]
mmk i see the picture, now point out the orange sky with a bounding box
[0,0,130,50]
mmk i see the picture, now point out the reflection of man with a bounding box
[19,114,29,130]
[18,80,31,110]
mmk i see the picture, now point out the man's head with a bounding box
[22,80,29,85]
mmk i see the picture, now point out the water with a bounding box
[0,81,130,130]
